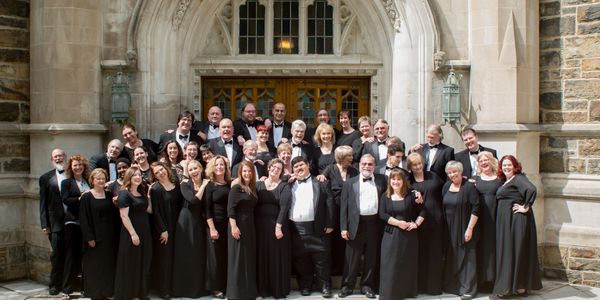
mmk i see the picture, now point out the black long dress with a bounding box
[255,181,291,298]
[442,181,480,297]
[474,176,502,285]
[323,164,359,275]
[379,192,425,300]
[149,182,183,297]
[79,191,119,299]
[227,184,259,299]
[311,146,336,175]
[171,180,209,297]
[205,181,230,293]
[336,130,361,147]
[493,174,542,295]
[256,150,274,166]
[114,190,152,300]
[410,171,445,294]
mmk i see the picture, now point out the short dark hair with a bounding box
[291,156,308,168]
[177,110,195,123]
[387,143,404,155]
[461,126,477,137]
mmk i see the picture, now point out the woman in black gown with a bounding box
[491,155,542,299]
[114,166,152,300]
[351,116,375,164]
[61,154,90,294]
[255,158,292,298]
[171,160,210,298]
[379,170,425,300]
[227,160,260,300]
[149,162,183,299]
[471,151,502,288]
[310,123,337,175]
[80,168,119,299]
[442,161,480,300]
[132,146,152,185]
[205,155,232,299]
[159,140,184,179]
[320,145,359,275]
[335,110,361,147]
[256,125,275,165]
[406,152,445,294]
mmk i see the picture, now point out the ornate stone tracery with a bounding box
[380,0,401,32]
[172,0,197,30]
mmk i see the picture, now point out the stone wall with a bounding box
[540,0,600,287]
[0,0,29,281]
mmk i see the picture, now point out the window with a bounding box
[236,0,337,55]
[239,0,266,54]
[307,0,333,54]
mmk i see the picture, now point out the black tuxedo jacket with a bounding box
[89,153,112,175]
[61,178,87,223]
[374,161,409,178]
[39,169,65,232]
[288,140,313,161]
[455,145,498,178]
[207,138,244,169]
[158,130,203,152]
[361,140,388,166]
[340,174,387,240]
[268,120,292,148]
[193,120,220,142]
[233,118,264,142]
[414,142,455,180]
[288,178,335,237]
[231,159,268,179]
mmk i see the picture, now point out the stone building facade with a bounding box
[0,0,598,288]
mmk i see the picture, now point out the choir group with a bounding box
[39,103,542,300]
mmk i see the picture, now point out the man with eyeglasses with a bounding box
[233,103,265,145]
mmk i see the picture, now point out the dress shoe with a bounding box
[300,288,311,296]
[338,286,353,298]
[361,286,376,298]
[48,287,59,296]
[460,294,473,300]
[321,287,332,298]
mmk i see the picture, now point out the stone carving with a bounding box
[433,51,446,71]
[381,0,401,32]
[172,0,197,30]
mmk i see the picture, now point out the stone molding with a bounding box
[473,123,600,136]
[380,0,401,32]
[542,173,600,201]
[0,124,108,135]
[172,0,195,30]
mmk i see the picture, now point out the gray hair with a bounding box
[445,160,463,175]
[291,119,307,131]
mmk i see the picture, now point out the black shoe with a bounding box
[48,287,59,296]
[361,286,376,298]
[460,294,473,300]
[300,288,311,296]
[338,286,353,298]
[162,294,171,300]
[322,287,332,298]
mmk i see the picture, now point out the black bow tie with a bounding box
[298,176,310,183]
[210,124,218,129]
[429,144,439,149]
[292,143,300,148]
[179,134,188,140]
[223,140,233,145]
[109,159,116,164]
[274,123,283,128]
[57,169,65,174]
[386,166,397,170]
[377,140,386,145]
[247,122,255,128]
[469,147,481,155]
[362,177,372,182]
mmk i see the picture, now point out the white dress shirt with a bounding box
[359,175,379,215]
[176,130,190,149]
[377,140,388,161]
[426,145,438,172]
[290,177,315,222]
[108,155,117,181]
[223,139,234,164]
[291,141,302,159]
[246,124,257,141]
[207,123,220,140]
[273,122,284,146]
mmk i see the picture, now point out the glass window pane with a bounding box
[292,38,299,54]
[257,37,265,54]
[325,21,333,36]
[308,5,314,18]
[317,38,324,54]
[249,1,256,18]
[283,20,290,35]
[292,1,299,18]
[249,19,256,35]
[308,20,315,36]
[274,3,281,18]
[283,2,289,18]
[274,19,281,35]
[292,20,298,35]
[258,5,265,18]
[317,2,324,18]
[239,37,247,53]
[257,20,264,36]
[240,19,247,35]
[325,38,332,54]
[317,20,324,35]
[326,5,333,18]
[248,38,256,53]
[308,37,315,54]
[240,5,247,18]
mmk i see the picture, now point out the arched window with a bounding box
[239,0,266,54]
[307,0,333,54]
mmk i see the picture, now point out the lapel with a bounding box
[371,142,379,160]
[352,177,360,209]
[49,173,59,191]
[312,179,320,211]
[422,144,430,165]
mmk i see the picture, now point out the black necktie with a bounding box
[179,134,188,140]
[362,177,372,182]
[298,176,310,183]
[274,123,283,128]
[223,140,233,145]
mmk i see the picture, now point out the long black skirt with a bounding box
[379,226,419,300]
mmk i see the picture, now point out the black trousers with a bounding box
[63,223,82,293]
[48,231,65,291]
[291,221,331,290]
[342,215,382,290]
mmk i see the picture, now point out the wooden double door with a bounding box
[201,77,370,127]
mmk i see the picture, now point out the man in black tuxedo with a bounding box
[339,154,386,298]
[39,148,68,296]
[455,127,498,178]
[231,140,267,179]
[410,124,455,180]
[207,118,243,170]
[89,139,123,181]
[158,110,203,151]
[193,105,223,142]
[268,102,292,148]
[288,119,313,162]
[361,119,391,167]
[288,156,334,298]
[233,103,265,145]
[375,143,409,178]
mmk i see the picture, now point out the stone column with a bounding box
[469,0,543,240]
[28,1,106,283]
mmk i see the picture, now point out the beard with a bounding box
[54,163,65,171]
[361,170,373,178]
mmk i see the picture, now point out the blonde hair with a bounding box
[88,168,108,188]
[205,155,231,183]
[313,123,336,146]
[476,151,498,176]
[406,152,425,172]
